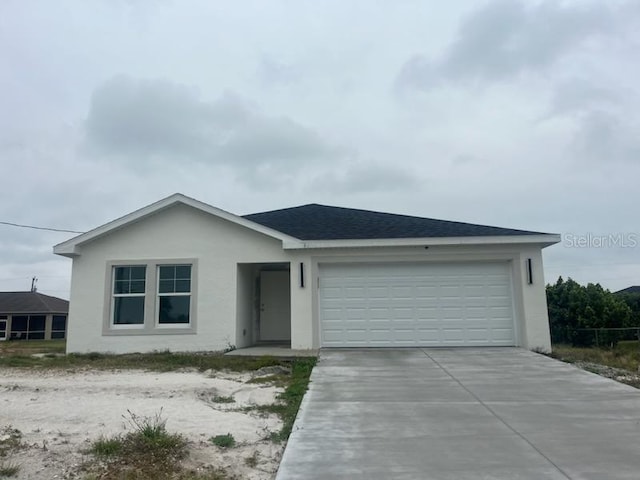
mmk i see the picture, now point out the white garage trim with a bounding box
[319,261,516,347]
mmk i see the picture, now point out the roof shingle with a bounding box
[243,204,545,240]
[0,292,69,314]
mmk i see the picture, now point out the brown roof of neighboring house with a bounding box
[0,292,69,314]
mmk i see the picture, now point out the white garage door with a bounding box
[319,262,516,347]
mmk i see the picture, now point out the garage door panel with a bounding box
[319,262,516,347]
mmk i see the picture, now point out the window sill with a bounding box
[103,327,196,336]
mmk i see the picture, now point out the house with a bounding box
[0,291,69,341]
[53,194,559,354]
[615,286,640,295]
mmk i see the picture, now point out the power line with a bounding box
[0,221,84,234]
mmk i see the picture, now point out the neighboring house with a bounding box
[616,286,640,295]
[54,194,560,354]
[0,291,69,341]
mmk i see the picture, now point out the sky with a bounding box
[1,0,639,299]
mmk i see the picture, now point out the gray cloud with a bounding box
[549,80,620,117]
[397,0,615,90]
[310,163,422,194]
[85,76,340,171]
[573,110,640,164]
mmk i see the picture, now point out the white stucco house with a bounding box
[54,194,559,354]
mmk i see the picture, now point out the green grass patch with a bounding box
[0,349,284,372]
[210,433,235,449]
[246,373,289,387]
[0,427,22,458]
[90,436,123,457]
[0,460,20,477]
[85,410,189,479]
[0,339,65,356]
[550,344,640,372]
[245,357,316,442]
[211,395,234,404]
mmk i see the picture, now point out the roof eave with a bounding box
[282,234,562,250]
[53,193,300,257]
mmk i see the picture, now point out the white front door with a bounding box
[319,262,516,347]
[260,271,291,341]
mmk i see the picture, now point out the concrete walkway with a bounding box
[276,348,640,480]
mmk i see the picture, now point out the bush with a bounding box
[210,433,235,448]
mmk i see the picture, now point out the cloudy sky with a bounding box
[1,0,639,299]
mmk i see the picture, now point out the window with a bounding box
[52,315,67,339]
[157,265,191,325]
[112,266,146,326]
[105,260,196,335]
[9,315,45,340]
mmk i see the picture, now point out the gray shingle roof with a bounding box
[0,292,69,314]
[616,286,640,295]
[243,204,545,241]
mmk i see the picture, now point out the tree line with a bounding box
[546,277,640,346]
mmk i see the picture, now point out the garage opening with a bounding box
[319,262,516,347]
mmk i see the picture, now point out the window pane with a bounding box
[12,316,28,332]
[52,315,67,331]
[27,331,45,340]
[158,296,190,324]
[29,316,46,331]
[113,297,145,325]
[159,279,174,294]
[159,266,175,280]
[130,281,146,294]
[175,280,191,293]
[130,266,146,280]
[175,265,191,279]
[51,331,65,339]
[114,280,130,294]
[114,267,130,281]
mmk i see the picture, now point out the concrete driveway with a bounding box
[276,348,640,480]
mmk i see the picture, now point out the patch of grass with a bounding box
[0,339,65,356]
[90,436,123,457]
[85,410,188,479]
[0,427,23,458]
[0,349,285,372]
[210,433,235,449]
[246,374,289,387]
[0,427,22,479]
[244,451,259,468]
[211,395,234,404]
[0,460,20,477]
[550,344,640,372]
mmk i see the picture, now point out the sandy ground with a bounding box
[0,367,286,479]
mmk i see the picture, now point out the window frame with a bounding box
[103,259,197,336]
[111,265,147,329]
[156,264,192,328]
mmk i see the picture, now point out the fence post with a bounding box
[595,329,599,347]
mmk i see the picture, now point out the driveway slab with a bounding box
[276,348,640,480]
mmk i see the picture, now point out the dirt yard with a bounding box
[0,367,286,479]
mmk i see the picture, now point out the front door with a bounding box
[0,317,7,341]
[260,271,291,341]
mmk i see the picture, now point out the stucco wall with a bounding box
[66,203,553,353]
[67,204,288,353]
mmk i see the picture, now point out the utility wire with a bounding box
[0,221,84,234]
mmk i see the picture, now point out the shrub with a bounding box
[210,434,235,448]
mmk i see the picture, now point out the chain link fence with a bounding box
[559,327,640,348]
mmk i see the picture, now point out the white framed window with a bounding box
[111,265,146,328]
[157,265,192,326]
